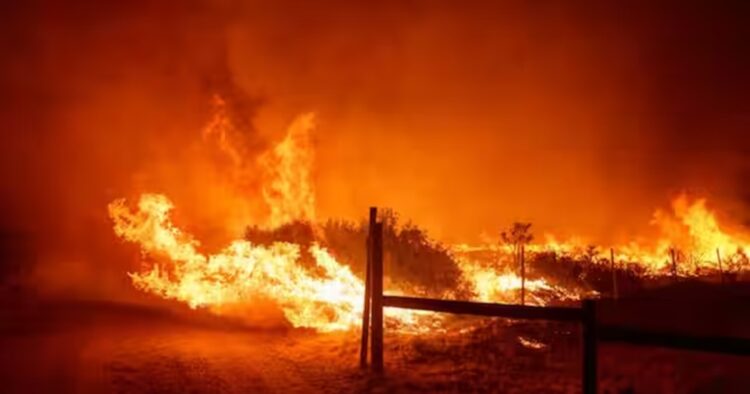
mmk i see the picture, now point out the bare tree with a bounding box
[500,222,533,259]
[501,222,533,304]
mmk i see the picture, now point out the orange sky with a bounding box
[0,1,747,296]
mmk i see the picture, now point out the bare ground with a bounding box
[2,297,750,393]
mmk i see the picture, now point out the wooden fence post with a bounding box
[520,244,526,306]
[582,299,598,394]
[371,222,384,373]
[670,248,678,280]
[610,248,618,300]
[716,248,725,285]
[359,207,377,368]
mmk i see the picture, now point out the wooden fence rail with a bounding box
[360,207,750,394]
[598,326,750,356]
[383,295,583,321]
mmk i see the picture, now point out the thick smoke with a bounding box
[0,1,265,298]
[0,1,748,298]
[222,1,750,242]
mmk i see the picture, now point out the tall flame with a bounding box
[259,113,317,227]
[109,108,445,331]
[607,194,749,274]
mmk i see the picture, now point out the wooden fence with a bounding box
[359,207,750,393]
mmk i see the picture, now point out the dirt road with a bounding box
[0,299,370,394]
[3,298,749,393]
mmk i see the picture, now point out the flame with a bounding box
[111,110,358,331]
[202,95,244,169]
[603,195,748,275]
[109,193,363,331]
[456,193,750,278]
[456,257,582,305]
[258,113,317,227]
[518,336,547,350]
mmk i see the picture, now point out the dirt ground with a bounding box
[2,297,750,393]
[0,298,361,394]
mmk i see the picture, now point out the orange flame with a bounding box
[456,257,582,305]
[456,194,749,278]
[259,113,317,227]
[109,193,365,331]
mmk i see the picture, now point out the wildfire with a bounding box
[108,97,748,332]
[641,195,748,273]
[109,110,365,331]
[109,110,442,332]
[456,257,580,306]
[109,193,364,331]
[455,194,750,278]
[602,195,749,275]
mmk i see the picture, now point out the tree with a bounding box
[500,222,533,261]
[500,222,533,304]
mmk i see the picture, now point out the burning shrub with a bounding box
[244,221,321,274]
[380,209,466,297]
[324,209,468,298]
[242,209,468,298]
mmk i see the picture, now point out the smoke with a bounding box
[0,1,265,298]
[0,1,748,298]
[222,1,749,241]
